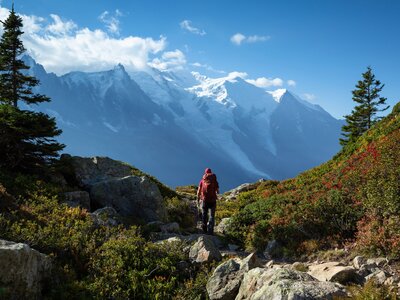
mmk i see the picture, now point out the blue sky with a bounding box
[3,0,400,118]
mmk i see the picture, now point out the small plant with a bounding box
[344,280,398,300]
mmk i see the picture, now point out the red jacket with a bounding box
[197,172,219,203]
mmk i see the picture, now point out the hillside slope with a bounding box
[223,102,400,257]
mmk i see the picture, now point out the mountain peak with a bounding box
[268,88,288,102]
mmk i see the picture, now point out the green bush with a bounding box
[165,197,196,229]
[87,228,187,300]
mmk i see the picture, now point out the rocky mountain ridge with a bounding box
[24,55,343,190]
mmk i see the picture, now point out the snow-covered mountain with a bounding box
[24,56,343,190]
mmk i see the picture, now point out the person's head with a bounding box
[205,168,212,174]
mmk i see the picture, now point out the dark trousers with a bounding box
[201,201,216,235]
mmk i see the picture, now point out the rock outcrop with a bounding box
[66,155,133,187]
[207,253,263,300]
[0,239,52,300]
[64,155,167,222]
[236,268,347,300]
[308,262,358,284]
[189,236,222,263]
[89,175,166,222]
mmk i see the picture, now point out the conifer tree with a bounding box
[340,67,389,146]
[0,6,64,172]
[0,5,49,107]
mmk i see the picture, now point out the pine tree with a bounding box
[0,6,64,172]
[340,67,389,146]
[0,5,49,107]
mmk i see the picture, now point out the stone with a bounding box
[157,236,183,244]
[207,259,242,300]
[291,262,309,272]
[308,262,358,284]
[353,256,366,269]
[226,183,257,200]
[366,270,387,285]
[239,253,263,272]
[207,253,262,300]
[63,191,91,210]
[189,236,222,263]
[367,257,388,268]
[91,207,121,227]
[89,175,166,222]
[265,260,274,268]
[236,268,347,300]
[68,156,133,187]
[160,222,180,233]
[215,218,231,234]
[0,239,52,300]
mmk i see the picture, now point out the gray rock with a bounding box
[240,253,263,272]
[89,175,166,222]
[207,259,242,300]
[216,218,231,234]
[184,234,225,249]
[91,207,121,227]
[63,191,91,210]
[160,222,180,233]
[367,257,388,268]
[366,270,387,285]
[207,253,262,300]
[0,239,52,300]
[353,256,366,269]
[68,156,133,187]
[236,268,347,300]
[226,183,257,200]
[308,262,358,284]
[189,236,222,263]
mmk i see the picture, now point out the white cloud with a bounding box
[226,71,248,80]
[287,79,296,87]
[247,35,270,43]
[191,62,226,74]
[303,93,316,101]
[46,14,77,36]
[246,77,283,88]
[150,49,186,71]
[99,10,122,35]
[180,20,206,36]
[230,33,246,45]
[0,6,167,75]
[231,33,270,46]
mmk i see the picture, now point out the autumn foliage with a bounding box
[225,104,400,257]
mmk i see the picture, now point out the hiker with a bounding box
[197,168,219,235]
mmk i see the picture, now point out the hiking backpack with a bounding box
[201,173,218,203]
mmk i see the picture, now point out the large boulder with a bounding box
[0,239,52,300]
[236,268,347,300]
[308,262,358,284]
[189,236,222,263]
[207,253,263,300]
[207,259,242,300]
[67,155,133,187]
[226,183,257,200]
[89,175,166,222]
